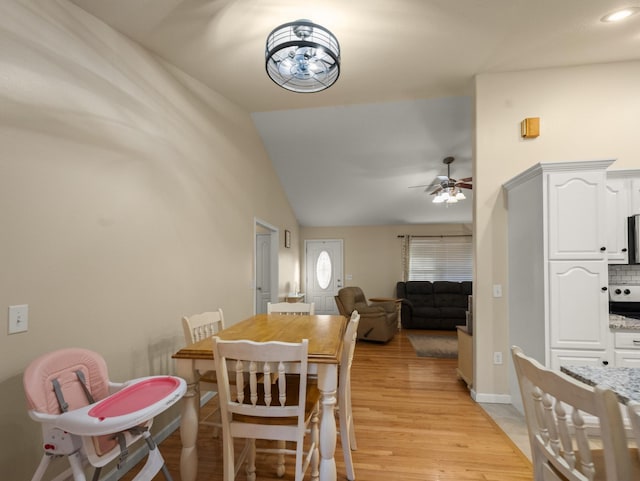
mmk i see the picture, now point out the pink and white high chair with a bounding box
[23,347,186,481]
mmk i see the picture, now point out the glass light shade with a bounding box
[432,195,445,204]
[265,20,341,93]
[455,191,466,200]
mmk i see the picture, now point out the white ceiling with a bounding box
[71,0,640,226]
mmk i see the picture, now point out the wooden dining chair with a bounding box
[511,346,640,480]
[212,337,320,481]
[628,401,640,461]
[267,301,315,315]
[182,309,225,436]
[339,310,360,481]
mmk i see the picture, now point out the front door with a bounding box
[305,239,343,314]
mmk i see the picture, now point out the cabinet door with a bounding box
[550,349,609,370]
[631,177,640,215]
[605,178,630,263]
[547,171,607,260]
[549,261,609,350]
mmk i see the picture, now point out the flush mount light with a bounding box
[265,19,341,93]
[601,7,640,22]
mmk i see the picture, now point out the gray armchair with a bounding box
[335,287,397,342]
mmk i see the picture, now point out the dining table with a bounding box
[560,365,640,404]
[172,313,347,481]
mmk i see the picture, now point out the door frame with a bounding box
[304,238,344,314]
[254,218,279,314]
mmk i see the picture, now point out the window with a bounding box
[316,250,332,289]
[402,236,472,281]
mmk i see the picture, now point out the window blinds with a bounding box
[403,236,472,281]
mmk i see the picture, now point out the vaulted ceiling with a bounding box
[71,0,640,225]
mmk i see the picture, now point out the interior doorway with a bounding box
[254,219,278,314]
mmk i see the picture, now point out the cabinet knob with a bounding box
[601,286,608,291]
[623,248,628,252]
[600,246,606,251]
[602,360,609,366]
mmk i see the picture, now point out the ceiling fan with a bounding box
[409,156,472,203]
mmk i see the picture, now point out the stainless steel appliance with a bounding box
[629,214,640,264]
[609,284,640,320]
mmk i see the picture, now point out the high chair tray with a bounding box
[55,375,186,436]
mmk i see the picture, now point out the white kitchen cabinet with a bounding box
[605,177,630,263]
[549,261,609,350]
[550,349,610,371]
[632,177,640,215]
[504,160,614,405]
[613,331,640,367]
[547,171,608,260]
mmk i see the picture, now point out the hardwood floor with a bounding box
[121,329,532,480]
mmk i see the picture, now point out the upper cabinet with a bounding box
[606,170,640,264]
[605,177,630,264]
[547,170,608,260]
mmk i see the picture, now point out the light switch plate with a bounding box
[9,304,28,334]
[492,284,503,298]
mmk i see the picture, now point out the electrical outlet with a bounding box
[493,351,503,365]
[9,304,28,334]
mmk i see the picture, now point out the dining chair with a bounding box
[511,346,640,480]
[628,401,640,461]
[182,309,225,436]
[212,337,320,481]
[267,301,315,315]
[339,310,360,481]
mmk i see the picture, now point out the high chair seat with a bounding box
[24,347,186,481]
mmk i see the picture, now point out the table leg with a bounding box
[317,364,338,481]
[176,359,199,481]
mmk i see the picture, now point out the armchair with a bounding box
[335,287,397,342]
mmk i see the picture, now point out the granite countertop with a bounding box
[610,314,640,330]
[561,364,640,404]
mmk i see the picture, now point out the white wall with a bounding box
[474,61,640,400]
[0,2,299,479]
[300,224,472,299]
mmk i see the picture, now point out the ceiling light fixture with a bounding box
[432,186,466,204]
[265,19,341,93]
[601,7,640,22]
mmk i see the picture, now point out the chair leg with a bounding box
[246,439,256,481]
[311,405,320,481]
[30,455,52,481]
[276,440,286,477]
[68,451,88,481]
[339,396,356,480]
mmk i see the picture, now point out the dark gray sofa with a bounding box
[396,281,472,330]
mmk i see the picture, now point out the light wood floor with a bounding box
[122,329,533,481]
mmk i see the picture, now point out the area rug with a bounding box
[406,333,458,358]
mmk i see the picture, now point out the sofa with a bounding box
[396,281,472,330]
[334,287,397,342]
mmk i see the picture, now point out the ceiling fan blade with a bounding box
[429,186,443,195]
[459,177,472,182]
[457,182,473,190]
[408,183,432,189]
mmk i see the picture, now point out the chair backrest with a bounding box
[341,310,360,380]
[212,337,310,424]
[24,347,110,415]
[511,346,635,481]
[267,302,315,315]
[182,308,225,344]
[336,287,367,315]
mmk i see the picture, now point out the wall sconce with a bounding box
[521,117,540,138]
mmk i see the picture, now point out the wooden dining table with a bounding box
[172,313,347,481]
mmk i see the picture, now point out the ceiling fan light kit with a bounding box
[429,156,472,205]
[265,19,341,93]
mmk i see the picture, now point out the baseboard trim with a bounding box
[472,392,511,404]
